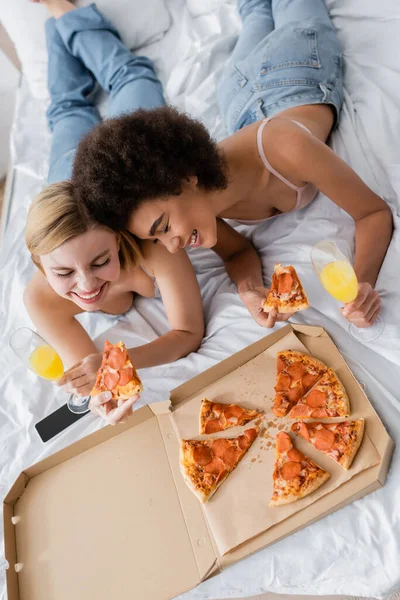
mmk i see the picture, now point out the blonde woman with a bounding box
[24,1,203,422]
[24,183,204,422]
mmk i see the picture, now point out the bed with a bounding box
[0,1,400,598]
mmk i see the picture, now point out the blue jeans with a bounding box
[217,0,344,135]
[46,4,165,183]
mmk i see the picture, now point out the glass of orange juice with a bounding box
[9,328,90,414]
[311,241,383,342]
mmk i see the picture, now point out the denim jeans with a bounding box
[217,0,344,135]
[46,4,165,183]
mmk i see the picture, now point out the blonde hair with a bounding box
[26,181,141,272]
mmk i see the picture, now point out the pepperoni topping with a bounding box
[224,404,244,420]
[205,419,224,434]
[211,402,225,417]
[305,389,327,408]
[193,445,213,466]
[223,447,243,468]
[280,461,302,481]
[275,373,292,392]
[291,421,310,440]
[287,385,305,402]
[215,469,228,484]
[289,403,312,418]
[286,362,307,380]
[104,340,113,354]
[118,367,134,387]
[238,427,258,450]
[287,448,305,462]
[204,457,226,475]
[278,272,293,295]
[273,392,285,407]
[277,432,292,453]
[103,371,120,391]
[302,372,319,390]
[107,347,127,370]
[277,355,286,373]
[314,428,335,451]
[212,438,231,458]
[310,408,329,418]
[270,273,279,293]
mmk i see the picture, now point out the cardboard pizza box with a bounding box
[3,325,394,600]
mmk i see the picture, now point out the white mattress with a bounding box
[1,1,400,599]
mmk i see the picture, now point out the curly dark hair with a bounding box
[72,106,228,231]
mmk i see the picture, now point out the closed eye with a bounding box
[153,221,169,244]
[55,271,73,278]
[92,258,110,269]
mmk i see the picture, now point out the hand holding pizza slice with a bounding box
[264,264,310,315]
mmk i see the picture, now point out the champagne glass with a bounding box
[311,241,384,342]
[9,327,91,414]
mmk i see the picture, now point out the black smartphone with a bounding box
[35,403,89,443]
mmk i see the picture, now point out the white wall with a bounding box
[0,48,19,178]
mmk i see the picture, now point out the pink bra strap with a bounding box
[256,117,312,191]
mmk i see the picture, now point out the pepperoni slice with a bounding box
[278,272,293,295]
[314,428,335,451]
[215,469,228,484]
[280,461,302,481]
[302,372,319,390]
[311,408,329,418]
[305,389,327,408]
[273,392,285,408]
[205,419,224,434]
[286,362,307,380]
[244,428,258,443]
[291,421,310,440]
[193,445,213,466]
[287,385,305,402]
[277,356,286,373]
[289,403,312,418]
[277,432,292,453]
[223,447,243,468]
[270,273,279,293]
[103,371,120,391]
[204,457,225,475]
[287,448,305,462]
[118,367,134,387]
[212,438,231,458]
[224,404,244,420]
[275,372,292,392]
[211,402,225,417]
[107,347,127,370]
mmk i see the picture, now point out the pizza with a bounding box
[263,263,310,314]
[288,368,350,419]
[291,419,364,470]
[273,350,327,417]
[270,432,330,506]
[180,428,259,502]
[199,398,263,434]
[91,340,143,402]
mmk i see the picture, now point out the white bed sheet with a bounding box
[1,1,400,599]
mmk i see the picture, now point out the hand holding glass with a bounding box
[9,328,90,413]
[311,241,383,342]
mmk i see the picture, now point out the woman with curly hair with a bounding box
[73,0,392,331]
[24,0,204,423]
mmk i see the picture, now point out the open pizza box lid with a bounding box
[3,324,394,600]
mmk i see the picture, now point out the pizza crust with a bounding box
[269,469,330,506]
[340,418,365,470]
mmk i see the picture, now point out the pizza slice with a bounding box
[91,340,143,402]
[270,432,330,506]
[180,427,259,502]
[199,398,264,434]
[288,368,350,419]
[291,419,364,470]
[263,263,310,314]
[273,350,327,417]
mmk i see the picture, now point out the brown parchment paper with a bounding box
[171,330,381,556]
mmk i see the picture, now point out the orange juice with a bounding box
[319,260,358,303]
[29,345,64,380]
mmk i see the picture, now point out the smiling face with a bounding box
[40,227,121,311]
[127,179,218,252]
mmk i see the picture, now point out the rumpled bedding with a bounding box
[1,1,400,598]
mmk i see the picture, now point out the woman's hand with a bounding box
[56,352,103,396]
[341,282,381,328]
[240,287,294,328]
[89,392,140,425]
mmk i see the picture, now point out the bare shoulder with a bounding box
[141,239,191,276]
[24,271,80,317]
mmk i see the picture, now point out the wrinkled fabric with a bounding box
[1,1,400,599]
